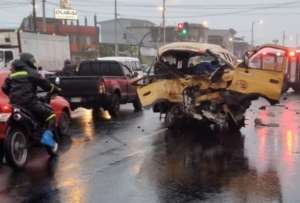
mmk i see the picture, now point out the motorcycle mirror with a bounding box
[55,77,60,85]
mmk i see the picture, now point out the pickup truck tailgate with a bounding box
[55,76,101,97]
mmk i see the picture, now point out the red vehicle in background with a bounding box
[286,50,300,92]
[0,70,71,164]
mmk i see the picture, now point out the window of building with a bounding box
[86,36,92,45]
[0,51,3,62]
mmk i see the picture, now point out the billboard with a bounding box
[60,0,71,9]
[54,8,78,20]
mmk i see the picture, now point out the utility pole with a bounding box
[94,14,100,58]
[32,0,37,32]
[296,34,299,48]
[114,0,119,56]
[282,31,286,46]
[162,0,166,45]
[42,0,47,33]
[251,21,254,47]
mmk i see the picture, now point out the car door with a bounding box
[229,47,288,102]
[122,65,136,99]
[109,62,129,100]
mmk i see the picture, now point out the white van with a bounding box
[97,57,144,78]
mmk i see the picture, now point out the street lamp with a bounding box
[157,1,166,44]
[202,21,209,28]
[251,20,263,47]
[162,0,166,45]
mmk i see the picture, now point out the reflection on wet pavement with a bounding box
[1,96,300,202]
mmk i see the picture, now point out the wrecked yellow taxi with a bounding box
[134,42,290,130]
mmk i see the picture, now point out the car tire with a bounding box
[58,111,71,137]
[4,128,29,170]
[108,94,120,117]
[133,97,142,112]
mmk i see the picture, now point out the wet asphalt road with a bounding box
[1,93,300,203]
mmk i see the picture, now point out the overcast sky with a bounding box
[1,0,300,46]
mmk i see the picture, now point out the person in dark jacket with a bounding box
[61,59,75,76]
[2,53,61,152]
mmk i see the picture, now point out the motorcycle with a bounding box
[3,93,59,169]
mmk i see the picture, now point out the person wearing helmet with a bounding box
[61,59,75,76]
[2,53,61,153]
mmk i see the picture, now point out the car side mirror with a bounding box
[55,77,60,85]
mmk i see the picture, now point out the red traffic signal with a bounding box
[176,22,189,37]
[177,22,184,31]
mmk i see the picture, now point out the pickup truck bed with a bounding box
[51,60,142,116]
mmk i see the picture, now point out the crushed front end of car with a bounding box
[134,43,289,131]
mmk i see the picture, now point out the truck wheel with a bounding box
[109,94,120,117]
[4,128,29,169]
[58,111,71,137]
[133,97,142,112]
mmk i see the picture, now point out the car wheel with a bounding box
[58,111,71,137]
[4,128,29,169]
[108,94,120,117]
[133,97,142,112]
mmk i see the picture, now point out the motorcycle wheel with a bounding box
[4,128,28,169]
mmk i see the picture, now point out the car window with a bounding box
[248,48,285,71]
[108,62,124,76]
[4,51,13,64]
[249,54,262,69]
[79,61,93,75]
[91,61,106,75]
[123,65,132,76]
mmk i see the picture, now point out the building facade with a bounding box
[21,16,99,62]
[207,29,236,53]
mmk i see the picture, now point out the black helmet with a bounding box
[11,59,26,70]
[20,53,37,69]
[64,59,71,66]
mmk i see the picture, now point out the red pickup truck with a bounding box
[53,60,142,116]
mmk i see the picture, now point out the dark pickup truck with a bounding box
[51,60,142,116]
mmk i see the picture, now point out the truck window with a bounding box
[4,51,13,64]
[108,62,123,76]
[79,61,95,76]
[122,65,132,76]
[94,61,110,76]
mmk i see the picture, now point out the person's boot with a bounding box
[41,130,58,153]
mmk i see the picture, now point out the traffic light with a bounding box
[176,22,189,38]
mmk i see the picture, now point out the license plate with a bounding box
[70,97,82,103]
